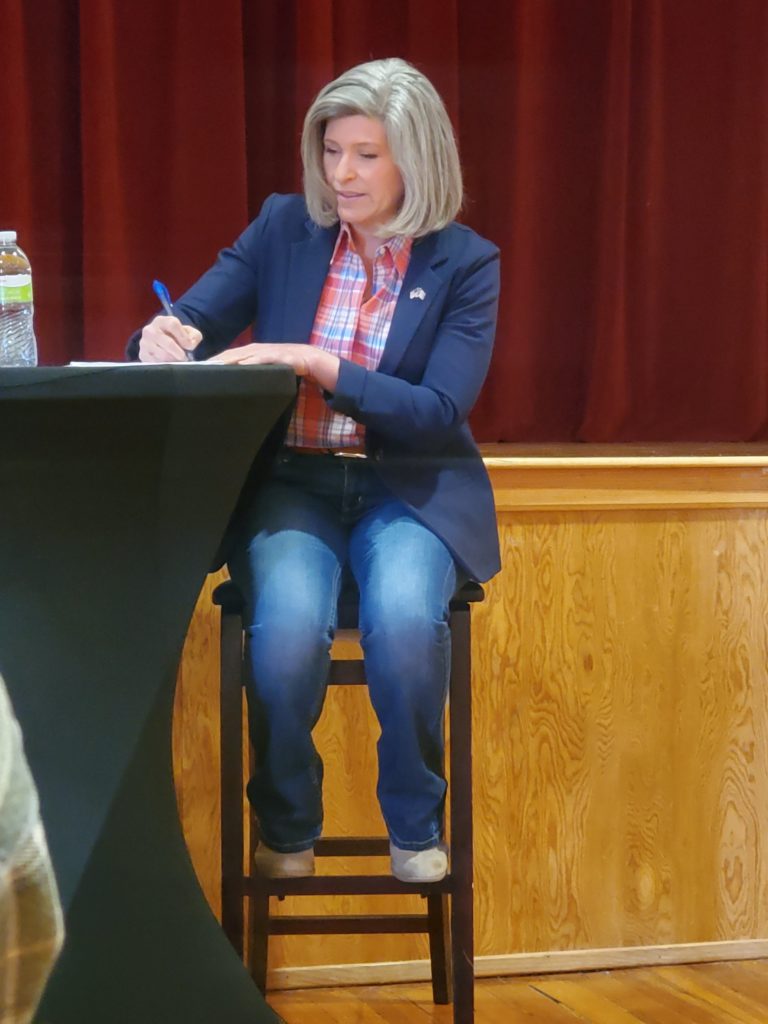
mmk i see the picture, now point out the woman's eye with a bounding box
[360,153,377,160]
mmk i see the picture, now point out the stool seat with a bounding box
[213,575,482,1023]
[213,577,485,620]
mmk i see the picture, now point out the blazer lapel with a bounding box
[281,220,338,341]
[378,233,446,376]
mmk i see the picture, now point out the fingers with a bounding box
[137,316,202,363]
[207,346,250,364]
[207,344,269,365]
[182,324,203,352]
[208,344,309,375]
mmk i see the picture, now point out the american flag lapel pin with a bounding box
[409,286,426,301]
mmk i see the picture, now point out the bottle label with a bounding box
[0,274,33,303]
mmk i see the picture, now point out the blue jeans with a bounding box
[227,449,459,853]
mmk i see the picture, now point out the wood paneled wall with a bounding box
[172,446,768,979]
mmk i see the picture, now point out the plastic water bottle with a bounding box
[0,231,38,366]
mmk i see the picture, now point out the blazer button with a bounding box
[373,450,383,461]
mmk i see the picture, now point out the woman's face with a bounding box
[323,115,404,243]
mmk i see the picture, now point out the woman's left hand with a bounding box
[209,343,340,390]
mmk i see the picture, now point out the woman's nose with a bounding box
[335,153,354,181]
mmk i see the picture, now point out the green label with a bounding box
[0,274,33,303]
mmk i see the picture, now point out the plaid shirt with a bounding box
[0,678,64,1024]
[286,225,412,448]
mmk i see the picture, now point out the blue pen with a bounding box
[152,279,195,361]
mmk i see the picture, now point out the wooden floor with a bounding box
[269,960,768,1023]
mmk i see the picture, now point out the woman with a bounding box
[132,58,500,883]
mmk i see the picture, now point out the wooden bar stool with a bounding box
[214,576,483,1023]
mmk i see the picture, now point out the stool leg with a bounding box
[449,604,474,1023]
[427,892,453,1003]
[220,609,245,957]
[247,888,270,995]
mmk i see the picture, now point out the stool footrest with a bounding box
[268,914,430,935]
[315,837,390,856]
[328,660,366,685]
[242,874,452,898]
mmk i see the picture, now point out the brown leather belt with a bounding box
[286,446,367,459]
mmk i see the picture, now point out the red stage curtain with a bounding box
[1,0,766,441]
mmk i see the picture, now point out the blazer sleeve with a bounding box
[125,193,280,361]
[327,245,500,449]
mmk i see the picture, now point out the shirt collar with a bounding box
[332,223,413,278]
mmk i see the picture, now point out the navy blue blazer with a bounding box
[130,193,501,581]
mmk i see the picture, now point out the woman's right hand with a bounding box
[137,316,202,363]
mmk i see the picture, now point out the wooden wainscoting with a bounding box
[172,444,768,987]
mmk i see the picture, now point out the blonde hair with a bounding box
[301,58,463,238]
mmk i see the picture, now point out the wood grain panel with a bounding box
[486,464,768,511]
[172,450,768,977]
[172,570,227,916]
[474,510,768,959]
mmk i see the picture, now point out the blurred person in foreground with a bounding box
[129,58,500,883]
[0,676,64,1022]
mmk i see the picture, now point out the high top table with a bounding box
[0,364,295,1024]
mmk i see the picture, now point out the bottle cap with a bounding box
[0,231,18,245]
